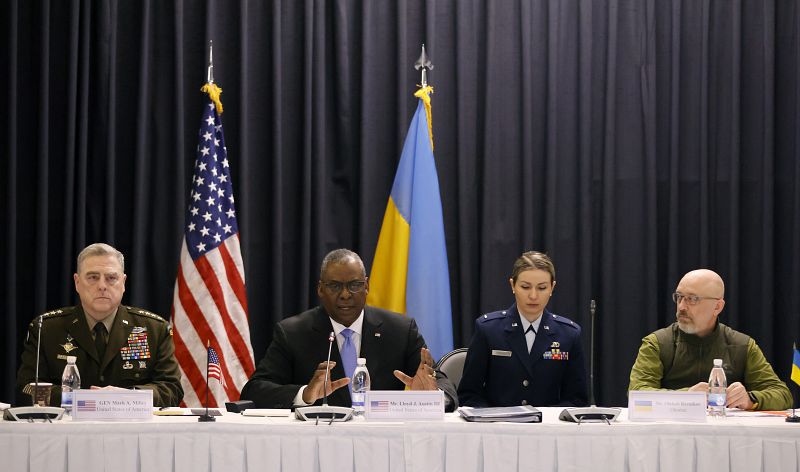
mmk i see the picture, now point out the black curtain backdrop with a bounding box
[3,0,800,407]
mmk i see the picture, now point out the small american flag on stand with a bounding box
[208,346,226,387]
[171,79,255,407]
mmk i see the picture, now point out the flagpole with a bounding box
[789,343,800,423]
[414,44,433,87]
[199,339,216,422]
[207,40,214,84]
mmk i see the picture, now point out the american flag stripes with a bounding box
[207,346,225,387]
[171,85,255,407]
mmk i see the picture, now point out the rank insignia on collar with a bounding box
[122,319,129,325]
[374,333,381,337]
[511,322,518,327]
[123,361,134,370]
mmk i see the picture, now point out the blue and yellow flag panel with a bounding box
[792,347,800,387]
[368,87,454,361]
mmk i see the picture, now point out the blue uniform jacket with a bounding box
[458,304,588,408]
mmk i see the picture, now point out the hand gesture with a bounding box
[393,347,438,391]
[302,361,350,404]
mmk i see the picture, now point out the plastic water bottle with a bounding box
[707,358,727,417]
[351,357,370,416]
[61,355,81,414]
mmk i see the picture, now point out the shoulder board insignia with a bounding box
[552,315,579,329]
[478,311,505,323]
[40,308,72,319]
[128,306,167,322]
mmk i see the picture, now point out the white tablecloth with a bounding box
[2,408,799,472]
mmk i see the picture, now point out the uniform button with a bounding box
[100,376,105,382]
[135,373,140,378]
[521,400,528,405]
[523,380,529,387]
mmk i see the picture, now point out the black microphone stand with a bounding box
[559,299,621,423]
[295,331,354,423]
[5,315,65,422]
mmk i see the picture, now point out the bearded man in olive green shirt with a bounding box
[629,269,792,411]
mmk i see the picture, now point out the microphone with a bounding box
[295,331,353,423]
[321,331,334,406]
[558,299,621,424]
[4,314,65,421]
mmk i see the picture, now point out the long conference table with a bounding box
[2,407,800,472]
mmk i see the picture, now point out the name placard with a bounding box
[628,390,707,422]
[71,389,153,421]
[365,390,445,420]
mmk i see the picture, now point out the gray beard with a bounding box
[676,318,697,335]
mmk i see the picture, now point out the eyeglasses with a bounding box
[672,292,720,306]
[321,280,367,295]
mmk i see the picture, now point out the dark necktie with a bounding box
[94,323,108,361]
[526,324,537,353]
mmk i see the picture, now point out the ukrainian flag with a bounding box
[792,345,800,387]
[368,86,453,361]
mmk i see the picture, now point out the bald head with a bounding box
[674,269,726,337]
[679,269,725,299]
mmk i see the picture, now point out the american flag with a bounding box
[371,400,390,412]
[77,400,97,412]
[208,346,225,387]
[171,84,255,407]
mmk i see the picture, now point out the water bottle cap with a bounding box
[713,358,723,366]
[67,356,77,364]
[357,357,366,365]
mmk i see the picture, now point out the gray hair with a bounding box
[77,243,125,273]
[320,249,366,279]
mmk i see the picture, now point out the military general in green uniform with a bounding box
[629,269,792,411]
[16,243,183,407]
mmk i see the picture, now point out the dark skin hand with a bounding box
[393,347,438,390]
[302,361,351,404]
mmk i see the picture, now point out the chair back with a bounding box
[435,348,469,390]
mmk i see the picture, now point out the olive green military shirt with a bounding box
[628,322,792,411]
[16,305,183,407]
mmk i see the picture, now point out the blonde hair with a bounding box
[511,251,555,283]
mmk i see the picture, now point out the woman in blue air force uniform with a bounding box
[458,251,588,407]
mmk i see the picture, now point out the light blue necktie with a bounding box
[340,328,358,394]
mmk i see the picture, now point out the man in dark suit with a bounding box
[16,243,183,407]
[241,249,457,410]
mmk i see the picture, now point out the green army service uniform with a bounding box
[16,305,183,407]
[628,322,792,411]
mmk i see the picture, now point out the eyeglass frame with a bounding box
[672,292,721,306]
[320,279,368,295]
